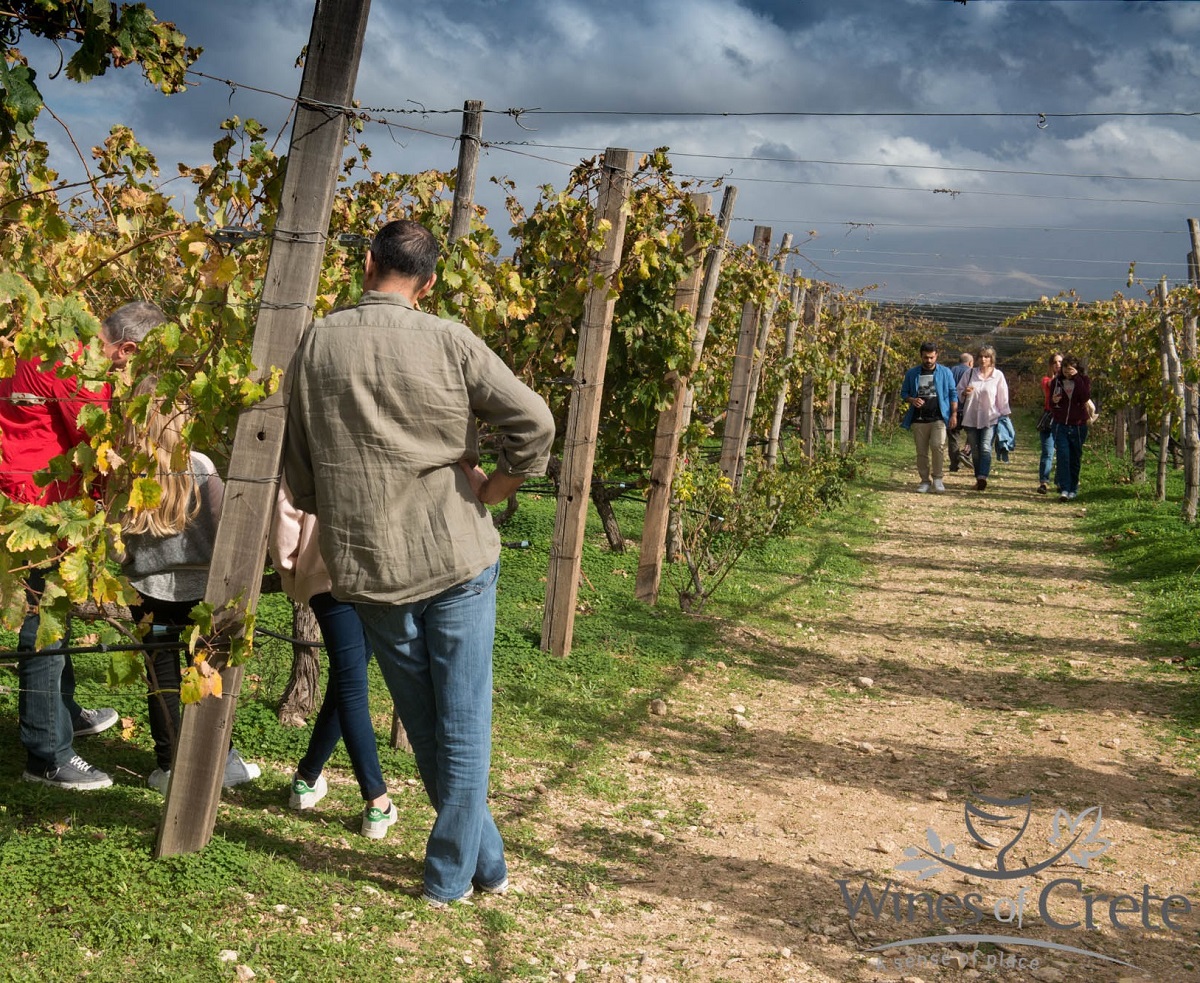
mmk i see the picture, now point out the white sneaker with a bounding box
[223,748,261,787]
[146,749,260,793]
[362,801,397,839]
[932,479,946,494]
[916,482,930,493]
[289,772,328,810]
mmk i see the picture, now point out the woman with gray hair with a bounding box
[957,344,1011,492]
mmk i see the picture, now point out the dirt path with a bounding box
[520,447,1200,982]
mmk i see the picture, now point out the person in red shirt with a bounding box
[2,300,166,790]
[1037,352,1063,494]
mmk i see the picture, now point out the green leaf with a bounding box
[107,649,144,688]
[0,60,44,146]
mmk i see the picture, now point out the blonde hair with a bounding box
[977,344,997,364]
[122,379,200,538]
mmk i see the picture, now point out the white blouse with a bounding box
[958,368,1011,428]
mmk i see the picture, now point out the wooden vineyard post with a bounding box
[1157,279,1174,501]
[673,186,737,443]
[663,186,737,567]
[719,225,772,488]
[798,287,826,457]
[155,0,373,858]
[844,356,860,448]
[448,100,484,243]
[1184,218,1200,523]
[864,321,889,444]
[765,273,804,470]
[634,193,712,605]
[737,233,792,485]
[540,148,635,657]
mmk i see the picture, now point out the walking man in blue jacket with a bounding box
[900,341,958,493]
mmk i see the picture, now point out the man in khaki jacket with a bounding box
[284,219,555,906]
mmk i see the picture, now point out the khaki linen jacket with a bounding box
[283,291,555,605]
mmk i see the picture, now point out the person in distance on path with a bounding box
[957,344,1011,492]
[284,219,555,906]
[1037,352,1063,494]
[948,352,973,473]
[1048,354,1091,501]
[900,341,958,494]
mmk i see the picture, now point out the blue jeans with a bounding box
[966,424,996,478]
[1054,423,1088,494]
[297,592,386,802]
[1038,426,1055,485]
[354,561,506,903]
[16,571,82,772]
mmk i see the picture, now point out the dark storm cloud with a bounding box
[21,0,1200,302]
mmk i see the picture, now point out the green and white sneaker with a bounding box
[288,772,328,810]
[362,801,397,839]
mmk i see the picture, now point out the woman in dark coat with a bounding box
[1048,355,1091,501]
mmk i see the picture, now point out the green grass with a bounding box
[2,424,1195,979]
[0,440,876,982]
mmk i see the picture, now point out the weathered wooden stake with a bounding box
[157,0,373,857]
[719,226,772,487]
[448,100,484,243]
[765,274,804,470]
[1184,219,1200,523]
[736,233,791,485]
[635,193,711,605]
[865,317,888,444]
[541,148,635,657]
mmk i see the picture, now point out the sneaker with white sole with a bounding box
[423,886,474,908]
[23,754,112,790]
[72,707,118,737]
[289,773,328,810]
[222,748,261,787]
[916,482,930,493]
[362,801,397,839]
[146,748,261,794]
[932,478,946,494]
[147,767,170,793]
[476,876,509,896]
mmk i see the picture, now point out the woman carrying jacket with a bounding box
[1048,355,1091,501]
[957,344,1011,492]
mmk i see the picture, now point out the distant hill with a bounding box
[875,300,1077,372]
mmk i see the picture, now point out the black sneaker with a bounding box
[23,754,113,790]
[72,707,118,737]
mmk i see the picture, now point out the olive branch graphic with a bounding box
[895,793,1112,881]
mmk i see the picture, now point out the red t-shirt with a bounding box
[0,357,111,505]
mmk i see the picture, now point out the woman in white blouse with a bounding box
[957,345,1011,491]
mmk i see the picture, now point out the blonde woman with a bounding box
[957,345,1011,491]
[121,382,260,791]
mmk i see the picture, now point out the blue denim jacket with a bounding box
[900,363,958,429]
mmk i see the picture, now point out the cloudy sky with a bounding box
[25,0,1200,309]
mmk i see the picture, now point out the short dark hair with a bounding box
[1062,354,1083,371]
[102,301,167,344]
[919,341,938,354]
[369,220,439,282]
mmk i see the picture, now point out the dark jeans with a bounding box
[16,571,83,771]
[1053,422,1088,494]
[966,424,996,478]
[948,426,966,469]
[1038,426,1056,485]
[296,592,386,802]
[131,598,194,772]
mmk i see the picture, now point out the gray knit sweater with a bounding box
[123,452,222,602]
